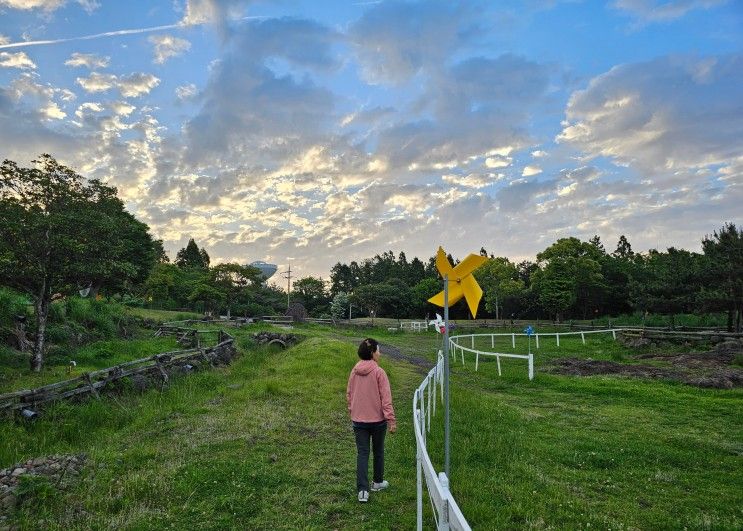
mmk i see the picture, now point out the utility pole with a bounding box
[281,264,292,309]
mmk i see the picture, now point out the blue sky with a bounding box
[1,0,741,279]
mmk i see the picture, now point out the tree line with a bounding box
[2,156,741,370]
[320,231,742,333]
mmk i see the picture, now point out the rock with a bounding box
[10,468,24,477]
[0,493,16,510]
[31,458,45,467]
[269,454,278,463]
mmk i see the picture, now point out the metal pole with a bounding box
[443,274,450,478]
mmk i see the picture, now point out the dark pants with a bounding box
[353,420,387,492]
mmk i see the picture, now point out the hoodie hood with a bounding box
[353,359,378,376]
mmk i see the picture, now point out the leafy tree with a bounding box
[175,238,209,269]
[533,237,606,320]
[630,248,703,328]
[330,292,350,320]
[474,257,525,320]
[0,155,157,370]
[702,223,743,332]
[293,276,330,316]
[188,282,225,315]
[411,277,441,318]
[211,263,262,318]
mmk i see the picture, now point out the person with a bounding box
[346,338,396,503]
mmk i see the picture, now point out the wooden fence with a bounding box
[0,329,235,415]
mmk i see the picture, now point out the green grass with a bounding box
[0,324,741,529]
[0,337,180,393]
[123,307,202,323]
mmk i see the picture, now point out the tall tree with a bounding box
[0,155,156,370]
[293,276,330,316]
[211,263,262,318]
[175,238,209,269]
[702,223,743,332]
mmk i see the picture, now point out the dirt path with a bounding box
[327,334,434,372]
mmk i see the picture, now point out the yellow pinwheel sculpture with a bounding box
[428,247,488,318]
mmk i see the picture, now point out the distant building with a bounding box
[250,261,277,281]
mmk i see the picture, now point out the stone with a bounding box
[0,494,16,510]
[10,468,24,477]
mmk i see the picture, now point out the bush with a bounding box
[0,287,30,329]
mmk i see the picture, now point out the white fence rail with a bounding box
[448,329,621,380]
[413,352,471,531]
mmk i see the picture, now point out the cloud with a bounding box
[181,0,260,25]
[0,0,98,12]
[557,54,743,177]
[0,35,10,45]
[179,17,339,169]
[0,51,36,69]
[485,155,512,168]
[175,83,198,101]
[442,172,504,189]
[349,0,480,84]
[64,52,109,69]
[522,165,542,176]
[373,54,550,171]
[76,72,160,97]
[612,0,726,22]
[149,34,191,64]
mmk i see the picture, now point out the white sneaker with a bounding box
[358,490,369,502]
[371,480,389,491]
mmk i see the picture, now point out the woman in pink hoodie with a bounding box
[346,338,396,503]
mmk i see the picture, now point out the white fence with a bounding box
[448,329,621,380]
[413,351,471,531]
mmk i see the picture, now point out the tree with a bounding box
[411,278,440,318]
[211,263,262,318]
[330,292,350,320]
[175,238,209,269]
[0,155,157,371]
[631,248,703,328]
[188,282,225,315]
[533,237,606,320]
[702,223,743,332]
[474,257,524,320]
[293,276,330,316]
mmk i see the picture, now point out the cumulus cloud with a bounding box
[522,165,542,176]
[612,0,726,22]
[64,52,109,69]
[0,35,10,45]
[0,0,98,12]
[442,172,504,189]
[0,51,36,69]
[349,0,479,84]
[557,54,743,177]
[180,17,339,169]
[374,54,550,171]
[175,83,198,101]
[149,34,191,64]
[181,0,255,25]
[76,72,160,97]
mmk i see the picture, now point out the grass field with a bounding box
[1,324,741,529]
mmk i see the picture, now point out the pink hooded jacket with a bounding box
[346,360,396,429]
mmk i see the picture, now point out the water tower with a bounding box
[250,261,277,281]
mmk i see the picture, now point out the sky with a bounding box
[1,0,741,282]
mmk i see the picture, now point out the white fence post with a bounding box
[512,333,515,348]
[581,332,586,344]
[438,473,451,531]
[528,352,534,380]
[416,409,423,531]
[612,329,616,340]
[535,334,539,349]
[556,333,560,347]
